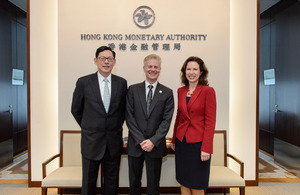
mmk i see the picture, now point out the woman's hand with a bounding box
[171,143,175,151]
[201,151,210,161]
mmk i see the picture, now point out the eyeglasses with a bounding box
[97,56,115,62]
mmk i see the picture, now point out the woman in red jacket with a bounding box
[171,56,216,195]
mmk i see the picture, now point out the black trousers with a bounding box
[81,147,121,195]
[128,154,162,195]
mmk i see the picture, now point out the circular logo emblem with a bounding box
[133,6,155,29]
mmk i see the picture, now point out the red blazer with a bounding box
[172,84,216,154]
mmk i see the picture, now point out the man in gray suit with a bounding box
[126,54,174,195]
[71,46,127,195]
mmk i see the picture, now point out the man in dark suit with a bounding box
[126,54,174,195]
[71,46,127,195]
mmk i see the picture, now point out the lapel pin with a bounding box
[159,90,162,93]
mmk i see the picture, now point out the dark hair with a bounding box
[180,56,209,86]
[95,46,116,58]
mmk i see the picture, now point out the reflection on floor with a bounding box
[0,151,299,184]
[259,151,300,182]
[0,152,27,184]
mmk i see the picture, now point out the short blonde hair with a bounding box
[143,54,161,67]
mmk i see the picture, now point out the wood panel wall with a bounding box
[0,0,27,156]
[259,0,299,154]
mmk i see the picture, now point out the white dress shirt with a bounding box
[97,72,112,102]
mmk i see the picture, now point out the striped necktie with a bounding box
[146,85,153,116]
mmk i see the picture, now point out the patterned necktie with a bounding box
[103,78,110,113]
[146,85,153,116]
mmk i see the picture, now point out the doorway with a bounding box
[259,0,300,179]
[0,0,28,182]
[0,5,13,168]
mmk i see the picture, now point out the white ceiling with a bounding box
[8,0,281,14]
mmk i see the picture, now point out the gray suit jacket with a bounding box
[71,72,127,160]
[126,81,174,158]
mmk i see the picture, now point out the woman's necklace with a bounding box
[187,88,195,96]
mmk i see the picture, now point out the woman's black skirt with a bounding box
[175,137,211,190]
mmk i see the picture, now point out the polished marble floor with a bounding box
[0,152,28,184]
[258,151,300,182]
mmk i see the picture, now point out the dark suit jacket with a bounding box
[126,81,174,158]
[172,84,216,154]
[71,72,127,160]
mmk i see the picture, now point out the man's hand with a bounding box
[140,139,154,152]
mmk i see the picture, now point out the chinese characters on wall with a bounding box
[80,33,207,51]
